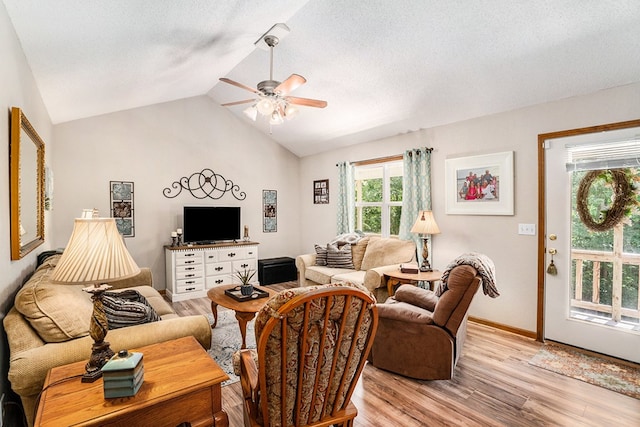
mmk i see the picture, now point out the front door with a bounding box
[541,121,640,363]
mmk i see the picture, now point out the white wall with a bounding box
[52,96,301,290]
[299,83,640,333]
[0,0,55,413]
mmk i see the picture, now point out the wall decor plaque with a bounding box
[110,181,135,237]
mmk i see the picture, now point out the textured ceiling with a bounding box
[4,1,640,157]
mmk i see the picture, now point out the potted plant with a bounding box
[235,267,257,296]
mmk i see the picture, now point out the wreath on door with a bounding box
[576,168,640,232]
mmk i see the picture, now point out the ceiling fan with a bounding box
[219,26,327,125]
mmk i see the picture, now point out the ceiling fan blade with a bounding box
[221,99,255,107]
[287,96,328,108]
[275,74,306,96]
[219,78,258,94]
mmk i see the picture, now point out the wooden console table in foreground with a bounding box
[35,336,229,427]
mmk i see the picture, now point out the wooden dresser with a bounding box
[35,336,229,427]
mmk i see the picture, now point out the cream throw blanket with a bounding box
[437,252,499,298]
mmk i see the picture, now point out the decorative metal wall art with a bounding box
[163,168,246,200]
[263,190,277,232]
[110,181,135,237]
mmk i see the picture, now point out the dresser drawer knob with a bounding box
[215,266,223,271]
[185,260,194,264]
[228,252,236,257]
[186,274,195,278]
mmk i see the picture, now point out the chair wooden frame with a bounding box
[239,286,378,427]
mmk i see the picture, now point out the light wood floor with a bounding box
[170,283,640,426]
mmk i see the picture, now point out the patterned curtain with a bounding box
[336,161,355,234]
[399,147,433,240]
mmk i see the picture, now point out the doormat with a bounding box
[206,311,256,386]
[529,344,640,400]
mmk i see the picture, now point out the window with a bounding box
[354,161,403,237]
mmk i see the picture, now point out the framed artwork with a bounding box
[263,190,277,233]
[313,179,329,204]
[445,151,514,215]
[110,181,135,237]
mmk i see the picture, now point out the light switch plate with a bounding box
[518,223,536,235]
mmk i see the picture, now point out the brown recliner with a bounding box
[368,264,481,380]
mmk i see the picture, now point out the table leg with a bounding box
[235,311,257,349]
[387,278,401,296]
[214,410,229,427]
[210,301,219,328]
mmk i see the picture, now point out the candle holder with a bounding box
[171,236,177,247]
[176,230,183,246]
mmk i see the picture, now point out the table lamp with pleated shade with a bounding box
[410,210,441,272]
[52,217,140,382]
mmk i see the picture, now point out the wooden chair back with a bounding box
[244,283,378,427]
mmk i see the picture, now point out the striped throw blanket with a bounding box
[437,252,499,298]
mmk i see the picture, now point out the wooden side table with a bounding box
[207,284,277,349]
[384,269,442,296]
[35,336,229,427]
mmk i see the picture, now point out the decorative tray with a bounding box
[224,286,270,302]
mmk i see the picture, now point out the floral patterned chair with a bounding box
[237,283,378,427]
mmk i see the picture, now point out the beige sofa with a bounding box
[3,254,212,426]
[295,236,416,301]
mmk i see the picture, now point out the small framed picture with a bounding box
[110,181,135,236]
[313,179,329,204]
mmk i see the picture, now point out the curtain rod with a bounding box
[336,147,433,167]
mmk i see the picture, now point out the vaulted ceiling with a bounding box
[4,1,640,157]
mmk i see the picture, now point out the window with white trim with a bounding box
[354,161,403,237]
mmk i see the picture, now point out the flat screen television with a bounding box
[183,206,240,244]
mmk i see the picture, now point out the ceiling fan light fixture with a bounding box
[284,104,299,119]
[256,98,275,115]
[243,105,258,121]
[270,110,284,125]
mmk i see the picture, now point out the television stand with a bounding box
[164,241,259,302]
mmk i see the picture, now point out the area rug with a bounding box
[207,310,256,386]
[529,344,640,399]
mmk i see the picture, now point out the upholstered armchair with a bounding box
[237,283,378,427]
[368,264,481,380]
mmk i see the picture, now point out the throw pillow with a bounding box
[360,237,415,271]
[14,281,92,343]
[314,244,328,266]
[350,236,370,270]
[103,290,161,330]
[326,243,355,269]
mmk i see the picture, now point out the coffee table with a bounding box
[35,336,229,427]
[384,269,442,296]
[207,284,277,349]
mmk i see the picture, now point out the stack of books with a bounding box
[400,263,420,274]
[102,350,144,398]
